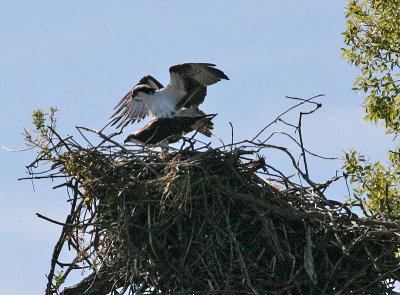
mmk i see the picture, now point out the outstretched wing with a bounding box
[109,75,163,128]
[169,63,229,109]
[138,75,164,90]
[170,63,229,86]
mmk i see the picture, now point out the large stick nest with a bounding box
[22,100,400,295]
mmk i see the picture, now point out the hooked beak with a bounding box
[124,135,132,144]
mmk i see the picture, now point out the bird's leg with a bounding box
[160,148,169,160]
[179,136,194,151]
[159,141,169,160]
[180,137,188,151]
[186,130,200,151]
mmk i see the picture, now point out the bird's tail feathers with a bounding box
[192,113,217,137]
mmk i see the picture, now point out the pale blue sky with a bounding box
[0,1,394,294]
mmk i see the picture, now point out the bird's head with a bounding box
[132,84,156,96]
[124,134,139,144]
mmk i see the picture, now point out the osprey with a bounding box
[110,63,228,128]
[124,112,216,146]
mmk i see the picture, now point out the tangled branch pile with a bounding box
[22,102,400,295]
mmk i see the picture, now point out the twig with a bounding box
[251,94,325,141]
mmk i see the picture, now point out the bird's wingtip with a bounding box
[206,113,218,119]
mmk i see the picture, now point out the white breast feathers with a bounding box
[146,86,187,118]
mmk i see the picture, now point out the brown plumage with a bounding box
[124,113,216,146]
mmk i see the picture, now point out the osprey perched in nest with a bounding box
[124,108,216,146]
[110,63,229,128]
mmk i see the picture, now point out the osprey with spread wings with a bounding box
[110,63,229,129]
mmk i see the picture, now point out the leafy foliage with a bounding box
[24,107,58,151]
[343,0,400,133]
[343,150,400,218]
[343,0,400,219]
